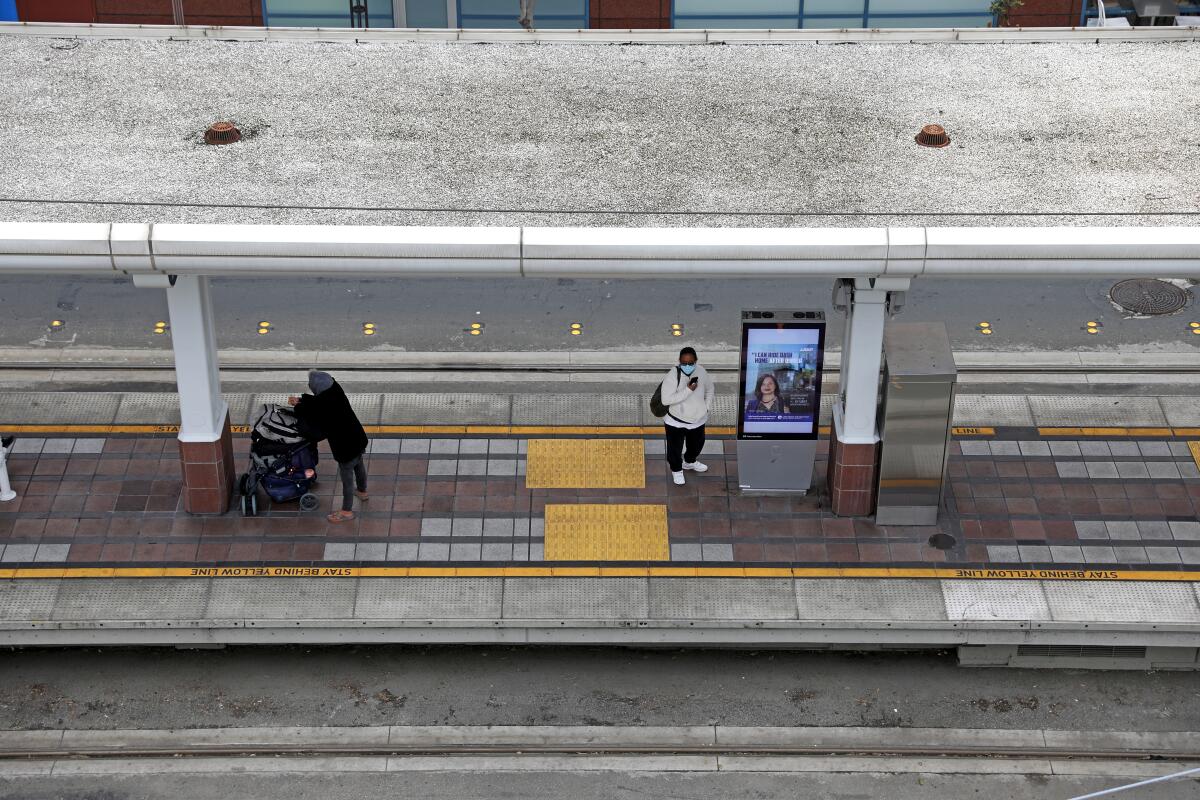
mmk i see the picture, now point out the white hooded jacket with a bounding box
[659,364,715,429]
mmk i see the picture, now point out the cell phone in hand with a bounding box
[688,378,699,389]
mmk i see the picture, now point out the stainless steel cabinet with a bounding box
[875,322,957,525]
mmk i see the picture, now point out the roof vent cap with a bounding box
[204,121,242,145]
[915,124,950,148]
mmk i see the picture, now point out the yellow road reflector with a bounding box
[569,322,583,335]
[544,504,669,561]
[49,319,65,328]
[526,439,645,489]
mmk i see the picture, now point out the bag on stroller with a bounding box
[238,404,321,517]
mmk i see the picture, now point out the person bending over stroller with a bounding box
[289,371,369,523]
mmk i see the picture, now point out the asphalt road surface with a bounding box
[1,647,1196,732]
[1,275,1196,354]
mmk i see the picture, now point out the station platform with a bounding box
[2,390,1200,656]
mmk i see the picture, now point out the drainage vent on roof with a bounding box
[204,121,242,145]
[1017,645,1147,659]
[915,124,950,148]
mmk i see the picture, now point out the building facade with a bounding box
[0,0,1153,29]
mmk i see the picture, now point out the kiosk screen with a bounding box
[737,322,826,440]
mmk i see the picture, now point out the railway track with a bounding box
[2,727,1198,763]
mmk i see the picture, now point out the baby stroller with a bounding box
[238,404,320,517]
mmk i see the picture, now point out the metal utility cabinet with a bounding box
[875,322,957,525]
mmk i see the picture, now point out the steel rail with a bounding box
[0,743,1198,761]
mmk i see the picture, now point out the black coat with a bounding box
[294,380,368,463]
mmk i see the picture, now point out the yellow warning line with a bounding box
[1037,427,1179,437]
[951,427,995,436]
[3,566,1198,582]
[1188,441,1200,471]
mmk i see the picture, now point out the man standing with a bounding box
[289,371,368,523]
[659,347,715,486]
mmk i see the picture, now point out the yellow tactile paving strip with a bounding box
[525,439,646,489]
[543,504,670,561]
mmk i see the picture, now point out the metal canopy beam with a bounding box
[1,223,1198,279]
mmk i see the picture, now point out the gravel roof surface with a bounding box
[0,35,1197,228]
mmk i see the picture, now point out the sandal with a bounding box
[327,510,356,523]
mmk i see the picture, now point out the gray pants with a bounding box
[338,455,367,512]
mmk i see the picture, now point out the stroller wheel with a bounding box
[299,492,320,513]
[237,473,250,496]
[240,490,258,517]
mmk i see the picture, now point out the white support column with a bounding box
[837,279,890,445]
[162,275,235,514]
[828,276,910,517]
[166,276,227,442]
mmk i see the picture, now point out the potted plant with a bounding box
[990,0,1025,26]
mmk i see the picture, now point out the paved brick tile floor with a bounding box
[2,432,1199,569]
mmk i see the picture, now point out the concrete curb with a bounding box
[2,725,1199,757]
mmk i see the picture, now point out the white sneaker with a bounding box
[683,461,708,473]
[671,471,686,485]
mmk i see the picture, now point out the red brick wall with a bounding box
[589,0,670,29]
[17,0,97,22]
[18,0,263,25]
[1005,0,1083,26]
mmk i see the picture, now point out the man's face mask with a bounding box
[679,363,696,376]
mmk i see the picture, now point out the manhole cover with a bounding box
[928,533,957,550]
[1108,279,1190,316]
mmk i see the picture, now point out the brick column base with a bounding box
[179,410,235,514]
[827,424,880,517]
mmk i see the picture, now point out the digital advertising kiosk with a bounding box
[736,309,826,495]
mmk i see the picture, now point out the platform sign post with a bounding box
[736,309,826,495]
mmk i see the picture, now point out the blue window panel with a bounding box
[406,0,448,25]
[869,0,988,11]
[674,0,798,12]
[264,0,396,27]
[867,13,992,25]
[804,0,865,13]
[458,0,588,28]
[802,15,866,26]
[675,15,800,27]
[0,0,17,22]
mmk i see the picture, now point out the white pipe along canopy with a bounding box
[1,222,1199,279]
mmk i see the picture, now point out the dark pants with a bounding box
[338,455,367,512]
[665,424,705,472]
